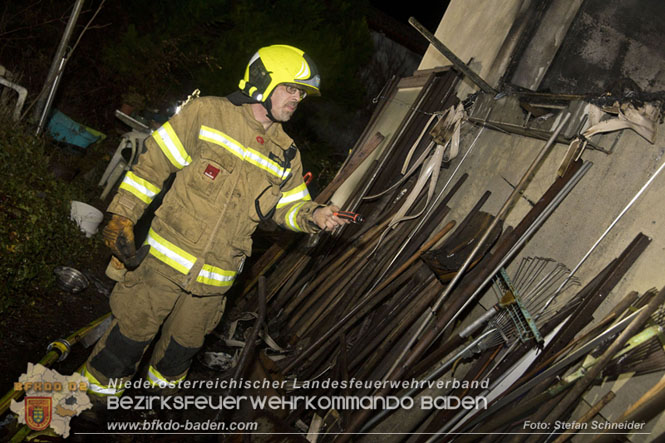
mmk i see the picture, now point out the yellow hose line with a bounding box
[0,312,111,416]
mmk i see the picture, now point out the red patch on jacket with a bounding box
[256,136,265,144]
[204,164,220,180]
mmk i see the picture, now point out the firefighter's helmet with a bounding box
[239,45,321,102]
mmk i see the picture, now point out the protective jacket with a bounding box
[108,96,322,295]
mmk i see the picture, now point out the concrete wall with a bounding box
[541,0,665,94]
[425,102,665,442]
[331,86,421,208]
[407,0,665,440]
[419,0,528,97]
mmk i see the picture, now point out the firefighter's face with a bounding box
[270,84,304,122]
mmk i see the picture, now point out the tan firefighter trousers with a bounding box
[83,258,226,395]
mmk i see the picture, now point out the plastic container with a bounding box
[70,201,104,237]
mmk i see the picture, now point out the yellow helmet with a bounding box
[238,44,321,102]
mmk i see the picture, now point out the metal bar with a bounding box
[409,17,498,95]
[231,276,266,381]
[460,160,592,320]
[544,155,665,314]
[281,220,456,375]
[388,113,571,378]
[34,0,85,134]
[542,285,665,435]
[360,328,500,432]
[534,233,651,368]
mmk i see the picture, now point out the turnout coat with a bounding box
[108,96,322,295]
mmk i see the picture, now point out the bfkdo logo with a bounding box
[25,397,52,431]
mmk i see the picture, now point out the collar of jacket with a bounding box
[226,91,293,151]
[243,104,294,152]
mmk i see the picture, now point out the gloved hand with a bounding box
[102,214,149,269]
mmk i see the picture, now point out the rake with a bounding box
[361,257,579,433]
[410,257,580,379]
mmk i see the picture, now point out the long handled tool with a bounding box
[335,115,578,441]
[388,114,571,377]
[360,327,506,433]
[451,247,654,435]
[363,258,576,433]
[460,287,665,439]
[450,306,650,439]
[278,217,392,323]
[409,17,498,95]
[410,257,578,379]
[541,286,665,436]
[501,301,665,443]
[240,131,386,299]
[366,125,484,294]
[284,221,456,378]
[538,152,665,318]
[281,220,456,374]
[590,372,665,443]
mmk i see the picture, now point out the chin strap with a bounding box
[262,98,279,123]
[227,90,278,122]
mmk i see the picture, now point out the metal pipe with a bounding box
[543,156,665,314]
[34,0,85,134]
[456,160,593,332]
[360,328,501,433]
[409,17,498,95]
[280,220,456,374]
[385,114,571,380]
[232,276,266,381]
[0,76,28,121]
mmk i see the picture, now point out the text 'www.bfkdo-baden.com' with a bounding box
[102,419,259,433]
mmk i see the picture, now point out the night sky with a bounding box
[370,1,451,32]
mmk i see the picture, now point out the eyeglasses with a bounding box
[284,84,307,100]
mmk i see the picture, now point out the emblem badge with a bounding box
[204,164,220,180]
[25,397,52,431]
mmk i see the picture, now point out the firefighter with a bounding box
[82,45,347,397]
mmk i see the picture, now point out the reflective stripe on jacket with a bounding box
[107,97,322,295]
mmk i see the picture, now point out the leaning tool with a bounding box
[333,211,364,224]
[409,17,498,95]
[280,220,456,374]
[458,304,653,436]
[336,115,573,442]
[542,285,665,434]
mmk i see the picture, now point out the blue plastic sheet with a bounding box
[47,109,103,149]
